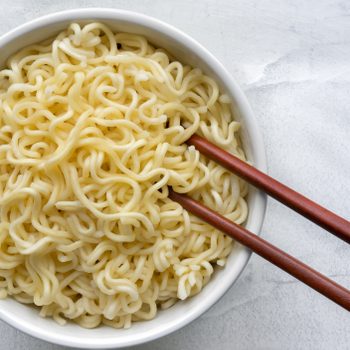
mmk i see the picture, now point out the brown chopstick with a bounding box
[168,189,350,311]
[187,134,350,244]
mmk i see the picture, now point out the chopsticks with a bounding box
[187,134,350,244]
[168,134,350,311]
[169,189,350,311]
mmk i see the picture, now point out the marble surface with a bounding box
[0,0,350,349]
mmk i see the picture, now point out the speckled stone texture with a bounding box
[0,1,349,349]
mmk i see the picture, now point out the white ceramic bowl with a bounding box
[0,8,267,348]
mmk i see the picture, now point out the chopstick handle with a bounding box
[169,189,350,311]
[187,135,350,244]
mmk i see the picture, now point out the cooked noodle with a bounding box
[0,22,248,328]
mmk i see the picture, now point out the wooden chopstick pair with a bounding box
[169,134,350,311]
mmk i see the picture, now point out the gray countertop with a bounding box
[1,1,349,349]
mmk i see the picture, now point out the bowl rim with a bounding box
[0,8,267,348]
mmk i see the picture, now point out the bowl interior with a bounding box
[0,9,267,349]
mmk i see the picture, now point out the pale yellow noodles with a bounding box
[0,23,248,328]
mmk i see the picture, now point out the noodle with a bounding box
[0,22,248,328]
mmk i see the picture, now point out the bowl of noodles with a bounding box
[0,8,267,348]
